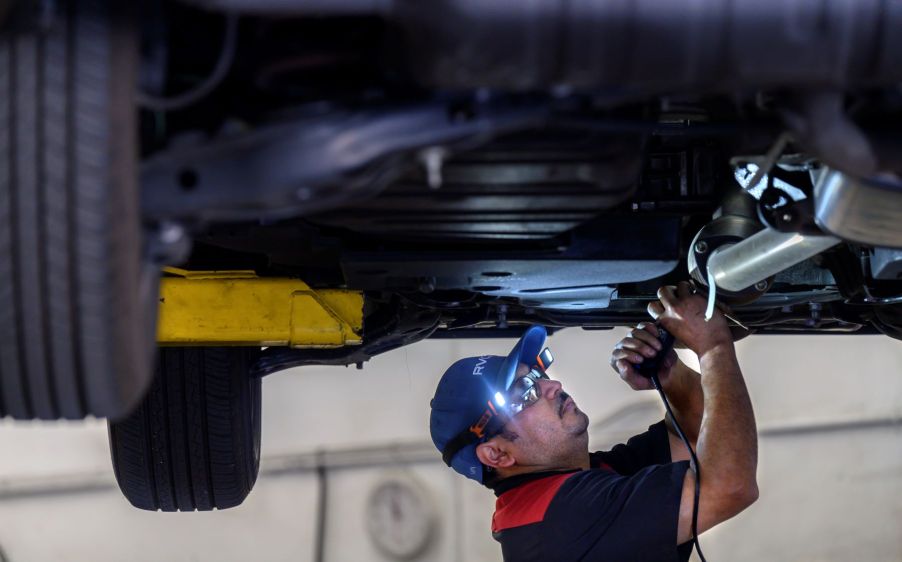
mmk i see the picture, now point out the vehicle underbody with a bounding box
[134,0,902,371]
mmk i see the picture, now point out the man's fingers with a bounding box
[657,285,677,306]
[611,347,645,365]
[635,321,659,337]
[617,337,661,358]
[614,359,638,378]
[615,360,654,390]
[628,327,663,350]
[676,281,692,299]
[647,300,665,319]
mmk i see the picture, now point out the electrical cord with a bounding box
[137,14,239,112]
[650,372,707,562]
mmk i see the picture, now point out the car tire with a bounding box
[0,1,154,419]
[108,347,263,512]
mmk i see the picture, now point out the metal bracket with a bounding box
[141,103,545,223]
[157,268,363,347]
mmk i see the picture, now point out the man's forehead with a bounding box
[515,363,530,377]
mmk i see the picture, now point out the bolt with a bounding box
[781,212,794,223]
[695,241,709,254]
[418,277,436,294]
[754,280,769,292]
[419,147,448,190]
[497,304,509,329]
[805,302,822,328]
[159,222,185,245]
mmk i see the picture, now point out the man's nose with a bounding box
[538,378,563,399]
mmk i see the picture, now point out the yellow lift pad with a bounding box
[157,268,364,347]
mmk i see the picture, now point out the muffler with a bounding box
[814,169,902,249]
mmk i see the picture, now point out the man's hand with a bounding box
[609,322,678,390]
[646,281,733,358]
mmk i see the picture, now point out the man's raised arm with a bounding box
[650,282,758,545]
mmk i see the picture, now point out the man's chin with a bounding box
[569,411,590,436]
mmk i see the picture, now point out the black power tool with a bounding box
[634,326,676,378]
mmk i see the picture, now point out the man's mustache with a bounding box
[558,391,570,418]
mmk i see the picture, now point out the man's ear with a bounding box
[476,439,516,470]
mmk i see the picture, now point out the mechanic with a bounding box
[429,282,758,561]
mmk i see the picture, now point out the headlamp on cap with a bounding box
[441,347,554,467]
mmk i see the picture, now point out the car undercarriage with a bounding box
[138,0,902,367]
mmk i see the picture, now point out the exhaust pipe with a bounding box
[706,166,902,294]
[688,182,842,300]
[181,0,902,95]
[706,229,840,293]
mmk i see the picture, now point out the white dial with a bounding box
[365,477,436,560]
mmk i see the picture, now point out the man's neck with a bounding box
[499,452,590,480]
[488,453,591,495]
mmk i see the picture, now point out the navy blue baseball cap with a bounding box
[429,325,547,483]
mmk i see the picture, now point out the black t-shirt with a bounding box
[489,420,692,562]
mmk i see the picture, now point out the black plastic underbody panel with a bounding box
[341,216,681,310]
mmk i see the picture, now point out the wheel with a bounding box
[0,1,153,419]
[108,347,262,512]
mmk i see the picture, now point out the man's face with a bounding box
[496,363,590,467]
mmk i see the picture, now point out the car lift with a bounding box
[156,267,364,348]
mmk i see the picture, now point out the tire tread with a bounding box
[0,0,152,420]
[109,347,261,511]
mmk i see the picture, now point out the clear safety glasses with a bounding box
[502,366,550,415]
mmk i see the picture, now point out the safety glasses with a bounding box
[502,354,553,415]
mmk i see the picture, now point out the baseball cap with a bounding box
[429,325,547,483]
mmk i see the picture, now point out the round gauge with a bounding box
[365,476,437,560]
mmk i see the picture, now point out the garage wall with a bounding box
[0,330,899,561]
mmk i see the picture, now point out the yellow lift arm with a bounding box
[157,268,364,348]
